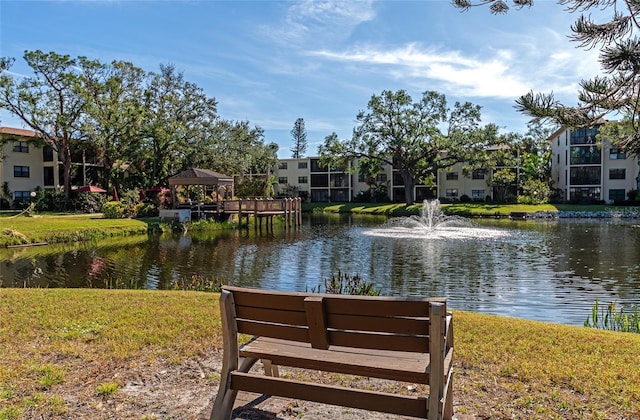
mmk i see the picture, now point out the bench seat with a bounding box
[240,336,453,384]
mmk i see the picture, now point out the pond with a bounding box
[1,213,639,326]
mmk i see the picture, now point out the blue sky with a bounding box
[1,0,603,158]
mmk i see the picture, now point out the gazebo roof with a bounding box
[168,168,234,186]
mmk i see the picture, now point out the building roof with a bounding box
[168,168,234,186]
[0,126,41,138]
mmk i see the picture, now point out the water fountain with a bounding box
[363,199,509,240]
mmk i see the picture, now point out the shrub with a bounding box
[132,202,158,218]
[76,192,106,213]
[34,189,69,212]
[518,179,552,204]
[102,201,127,219]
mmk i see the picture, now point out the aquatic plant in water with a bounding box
[584,300,640,334]
[310,270,381,296]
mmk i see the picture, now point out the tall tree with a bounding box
[453,0,640,155]
[135,64,218,188]
[319,89,502,205]
[79,58,146,194]
[192,119,274,177]
[0,50,87,198]
[290,117,308,158]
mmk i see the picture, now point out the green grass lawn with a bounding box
[0,214,150,246]
[0,289,638,419]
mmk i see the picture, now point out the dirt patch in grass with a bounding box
[14,350,477,420]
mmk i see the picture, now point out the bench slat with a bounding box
[327,313,430,335]
[324,298,443,317]
[328,329,429,352]
[230,371,429,418]
[235,306,307,326]
[227,285,445,316]
[240,336,434,383]
[236,320,309,342]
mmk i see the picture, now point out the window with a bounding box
[330,173,348,188]
[570,146,601,165]
[278,162,288,170]
[358,173,365,183]
[609,168,626,180]
[570,167,600,185]
[43,146,53,162]
[44,167,54,186]
[446,172,458,181]
[13,141,28,153]
[13,166,30,178]
[376,173,387,182]
[445,189,458,198]
[570,127,599,145]
[472,170,485,180]
[310,159,328,172]
[471,189,484,199]
[610,148,626,160]
[13,191,31,204]
[311,173,329,187]
[569,187,601,201]
[298,176,308,184]
[298,162,308,169]
[609,189,626,202]
[278,177,288,184]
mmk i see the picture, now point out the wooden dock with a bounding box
[163,197,302,229]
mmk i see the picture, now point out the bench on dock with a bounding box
[211,286,454,420]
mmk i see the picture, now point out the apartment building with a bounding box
[0,127,59,206]
[437,164,492,202]
[274,156,455,203]
[550,125,640,203]
[275,158,353,202]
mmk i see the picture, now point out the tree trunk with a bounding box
[62,140,73,200]
[401,170,416,206]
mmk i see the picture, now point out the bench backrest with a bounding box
[221,285,447,353]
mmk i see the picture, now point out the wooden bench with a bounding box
[211,286,454,420]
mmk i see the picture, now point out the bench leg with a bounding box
[211,357,258,420]
[443,373,453,420]
[262,359,279,377]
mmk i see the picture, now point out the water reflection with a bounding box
[1,215,639,326]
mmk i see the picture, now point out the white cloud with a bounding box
[307,30,604,105]
[309,43,531,98]
[260,0,376,46]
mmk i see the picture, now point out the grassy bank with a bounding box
[0,214,150,247]
[0,289,638,419]
[304,201,640,217]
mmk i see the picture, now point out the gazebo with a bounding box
[168,168,234,209]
